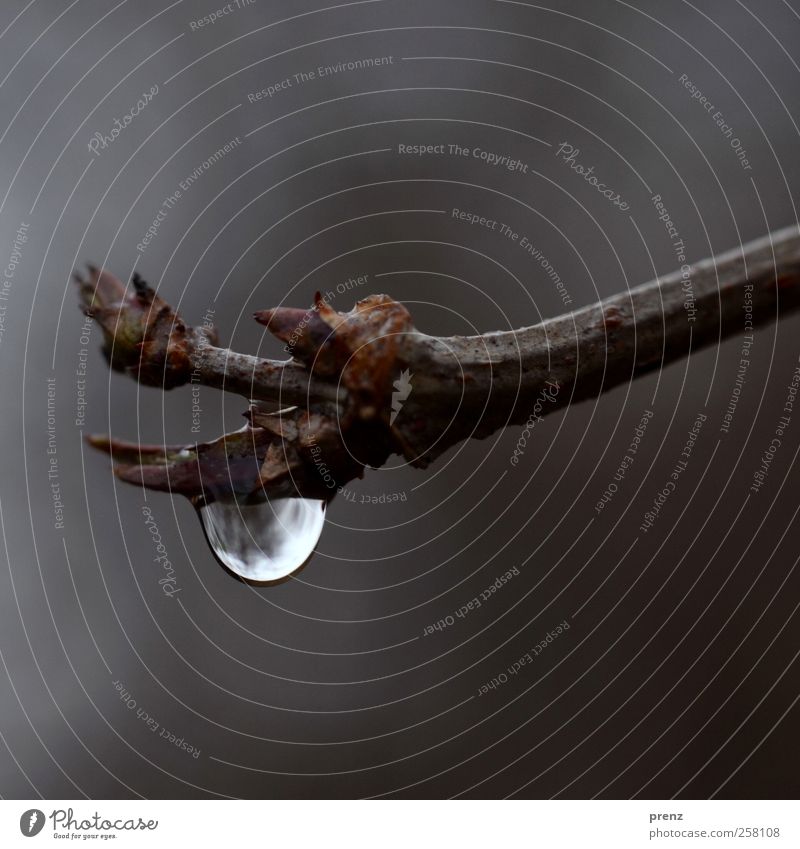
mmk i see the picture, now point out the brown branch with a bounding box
[78,225,800,504]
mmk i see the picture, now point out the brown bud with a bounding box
[75,267,200,389]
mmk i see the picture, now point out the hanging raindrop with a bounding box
[198,497,326,583]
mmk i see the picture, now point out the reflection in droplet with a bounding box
[198,497,326,583]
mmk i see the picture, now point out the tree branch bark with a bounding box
[78,225,800,504]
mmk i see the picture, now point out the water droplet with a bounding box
[198,497,326,583]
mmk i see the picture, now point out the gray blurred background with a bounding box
[1,0,799,798]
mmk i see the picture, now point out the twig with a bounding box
[78,225,800,503]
